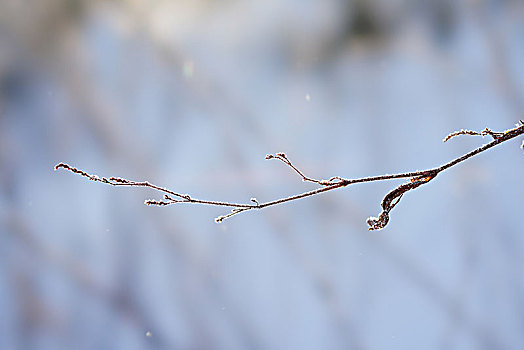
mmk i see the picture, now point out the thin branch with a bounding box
[442,127,504,142]
[55,122,524,230]
[265,153,345,186]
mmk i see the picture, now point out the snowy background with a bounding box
[1,0,524,349]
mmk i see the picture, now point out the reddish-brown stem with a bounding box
[55,122,524,230]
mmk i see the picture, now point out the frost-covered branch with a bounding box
[55,122,524,230]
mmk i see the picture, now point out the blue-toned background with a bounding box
[1,1,524,349]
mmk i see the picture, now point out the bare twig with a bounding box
[55,122,524,230]
[265,153,345,186]
[443,128,502,142]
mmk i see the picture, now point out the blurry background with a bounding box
[1,0,524,349]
